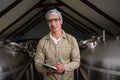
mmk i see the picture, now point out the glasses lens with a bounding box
[47,18,60,23]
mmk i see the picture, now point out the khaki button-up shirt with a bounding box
[35,31,80,80]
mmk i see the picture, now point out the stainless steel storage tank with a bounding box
[80,40,120,80]
[0,41,30,80]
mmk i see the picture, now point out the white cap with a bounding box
[45,9,63,22]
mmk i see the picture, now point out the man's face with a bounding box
[47,14,62,33]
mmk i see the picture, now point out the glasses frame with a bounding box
[47,18,61,24]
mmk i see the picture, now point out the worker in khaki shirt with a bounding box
[34,9,80,80]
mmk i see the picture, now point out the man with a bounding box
[35,9,80,80]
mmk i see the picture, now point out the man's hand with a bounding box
[54,62,65,74]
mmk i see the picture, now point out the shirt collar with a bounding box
[45,30,66,40]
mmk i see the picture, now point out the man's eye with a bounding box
[48,20,52,22]
[54,19,58,21]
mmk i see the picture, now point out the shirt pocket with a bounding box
[60,46,72,61]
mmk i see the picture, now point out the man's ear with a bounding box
[60,20,63,24]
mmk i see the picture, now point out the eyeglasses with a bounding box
[47,18,60,24]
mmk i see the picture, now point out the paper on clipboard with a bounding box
[35,61,57,70]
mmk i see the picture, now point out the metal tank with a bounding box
[79,38,120,80]
[0,40,31,80]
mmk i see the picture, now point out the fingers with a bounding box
[54,62,65,73]
[47,68,57,74]
[47,62,65,74]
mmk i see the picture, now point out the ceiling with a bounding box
[0,0,120,41]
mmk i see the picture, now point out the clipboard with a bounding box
[43,63,58,70]
[35,61,57,70]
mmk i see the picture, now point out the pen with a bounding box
[57,58,62,62]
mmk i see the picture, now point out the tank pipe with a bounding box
[116,36,120,40]
[15,53,35,80]
[79,66,90,80]
[103,30,105,42]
